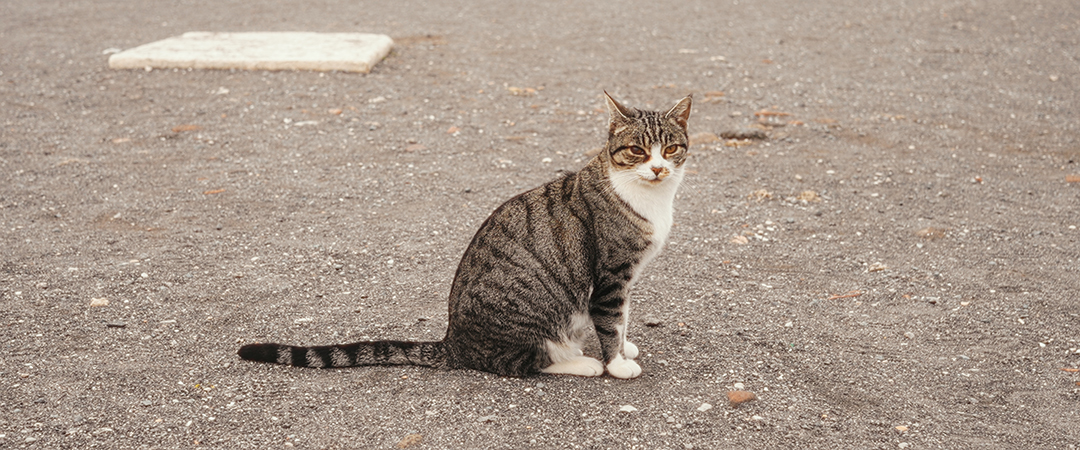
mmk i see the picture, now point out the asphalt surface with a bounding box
[2,0,1079,448]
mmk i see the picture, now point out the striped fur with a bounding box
[238,93,692,379]
[237,340,444,368]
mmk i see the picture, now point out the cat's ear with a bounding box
[604,91,636,134]
[664,94,693,131]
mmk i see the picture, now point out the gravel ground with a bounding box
[2,0,1079,448]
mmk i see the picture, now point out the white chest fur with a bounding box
[608,165,683,283]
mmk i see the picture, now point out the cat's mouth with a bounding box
[639,171,670,183]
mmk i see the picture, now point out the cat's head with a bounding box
[602,92,692,186]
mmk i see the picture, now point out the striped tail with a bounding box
[237,340,446,369]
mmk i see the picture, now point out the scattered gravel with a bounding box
[2,0,1077,449]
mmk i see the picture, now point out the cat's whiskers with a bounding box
[671,169,702,195]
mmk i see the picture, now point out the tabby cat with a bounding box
[239,92,692,379]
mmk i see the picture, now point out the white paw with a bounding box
[541,356,604,377]
[623,341,639,359]
[606,356,642,379]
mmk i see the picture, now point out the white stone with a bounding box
[619,405,638,413]
[109,32,393,73]
[696,403,713,412]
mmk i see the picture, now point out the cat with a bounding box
[238,92,692,379]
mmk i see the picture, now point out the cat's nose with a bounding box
[651,167,663,176]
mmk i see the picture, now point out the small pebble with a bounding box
[396,434,423,448]
[696,403,713,412]
[727,390,757,407]
[619,405,638,413]
[105,321,126,328]
[642,315,663,327]
[904,331,915,339]
[751,415,765,421]
[140,400,152,406]
[477,415,497,423]
[733,382,745,390]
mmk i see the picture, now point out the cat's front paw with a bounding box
[623,341,639,359]
[606,355,642,379]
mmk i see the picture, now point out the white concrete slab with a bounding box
[108,32,393,73]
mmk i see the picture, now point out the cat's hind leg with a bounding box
[540,340,603,377]
[541,356,604,377]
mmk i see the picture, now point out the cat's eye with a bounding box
[663,145,682,156]
[627,146,646,156]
